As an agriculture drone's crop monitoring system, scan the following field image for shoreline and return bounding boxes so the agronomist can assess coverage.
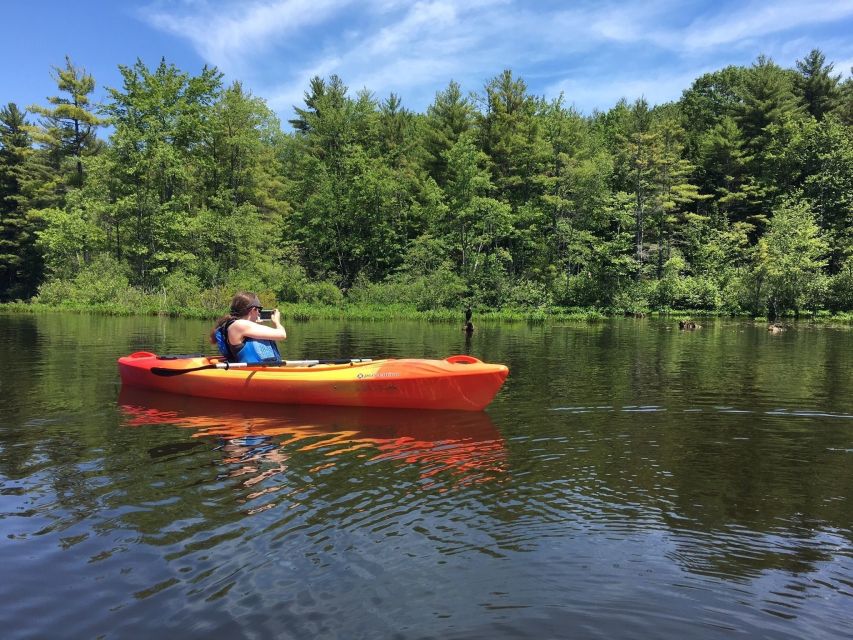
[2,301,851,325]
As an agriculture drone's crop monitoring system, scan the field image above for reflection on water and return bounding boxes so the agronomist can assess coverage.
[119,388,507,494]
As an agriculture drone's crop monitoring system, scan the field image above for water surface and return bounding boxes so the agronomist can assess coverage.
[0,313,851,639]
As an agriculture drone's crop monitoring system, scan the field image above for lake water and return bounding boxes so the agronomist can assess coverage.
[0,312,851,639]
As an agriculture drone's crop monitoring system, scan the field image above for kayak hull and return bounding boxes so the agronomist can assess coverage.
[118,352,509,411]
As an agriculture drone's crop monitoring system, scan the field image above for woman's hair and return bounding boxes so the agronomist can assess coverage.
[209,291,261,344]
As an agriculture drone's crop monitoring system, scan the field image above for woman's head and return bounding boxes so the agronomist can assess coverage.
[210,291,263,345]
[229,291,263,318]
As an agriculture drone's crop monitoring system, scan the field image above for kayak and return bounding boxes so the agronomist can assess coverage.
[118,352,509,411]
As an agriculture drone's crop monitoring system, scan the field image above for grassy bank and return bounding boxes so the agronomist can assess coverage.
[3,298,852,325]
[0,299,607,323]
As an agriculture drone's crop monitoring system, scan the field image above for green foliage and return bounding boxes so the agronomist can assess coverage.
[34,204,106,279]
[423,81,476,186]
[794,49,842,120]
[102,59,224,287]
[348,261,466,311]
[649,272,722,311]
[752,198,828,316]
[34,254,141,307]
[827,258,853,311]
[789,115,853,272]
[0,103,44,299]
[27,56,105,187]
[478,70,547,207]
[299,279,345,306]
[610,283,651,316]
[159,270,204,314]
[5,54,853,317]
[502,278,553,310]
[734,56,805,219]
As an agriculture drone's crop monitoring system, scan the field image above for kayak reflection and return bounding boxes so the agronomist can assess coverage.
[118,387,507,486]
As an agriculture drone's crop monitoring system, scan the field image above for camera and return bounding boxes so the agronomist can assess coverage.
[259,309,273,320]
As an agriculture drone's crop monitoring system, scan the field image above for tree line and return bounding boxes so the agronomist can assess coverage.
[1,50,852,317]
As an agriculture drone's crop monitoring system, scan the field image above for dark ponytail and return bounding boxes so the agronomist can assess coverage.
[209,291,260,344]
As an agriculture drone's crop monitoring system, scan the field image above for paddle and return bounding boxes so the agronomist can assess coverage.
[151,358,373,377]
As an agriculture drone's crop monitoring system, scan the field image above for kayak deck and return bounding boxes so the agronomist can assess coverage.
[118,352,509,411]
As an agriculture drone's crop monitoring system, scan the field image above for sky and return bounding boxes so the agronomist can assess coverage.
[4,0,853,128]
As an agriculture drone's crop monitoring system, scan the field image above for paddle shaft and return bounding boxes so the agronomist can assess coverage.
[151,358,373,377]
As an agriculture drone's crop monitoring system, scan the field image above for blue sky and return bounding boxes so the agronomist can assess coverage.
[4,0,853,127]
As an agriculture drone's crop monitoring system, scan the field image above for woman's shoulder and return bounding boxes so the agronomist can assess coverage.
[228,318,254,331]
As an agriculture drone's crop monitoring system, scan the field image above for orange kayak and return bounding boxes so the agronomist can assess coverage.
[118,352,509,411]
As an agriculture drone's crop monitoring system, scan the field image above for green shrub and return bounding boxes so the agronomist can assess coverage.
[554,273,598,308]
[159,270,204,315]
[610,282,650,315]
[33,278,76,306]
[34,255,141,309]
[829,260,853,312]
[347,264,465,311]
[503,279,552,310]
[411,266,467,311]
[301,280,345,306]
[649,275,722,310]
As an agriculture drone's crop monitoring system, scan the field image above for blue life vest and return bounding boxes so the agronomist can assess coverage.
[215,320,282,364]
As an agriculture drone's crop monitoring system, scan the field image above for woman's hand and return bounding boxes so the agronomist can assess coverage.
[235,308,286,341]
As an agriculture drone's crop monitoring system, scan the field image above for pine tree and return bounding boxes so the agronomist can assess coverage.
[680,66,749,160]
[836,69,853,126]
[27,56,105,187]
[647,114,704,278]
[618,98,655,264]
[538,96,612,278]
[697,115,761,225]
[796,117,853,272]
[735,56,804,223]
[289,75,327,133]
[737,57,802,158]
[442,132,510,282]
[478,70,547,208]
[794,49,841,121]
[423,81,476,186]
[198,81,288,277]
[0,104,42,298]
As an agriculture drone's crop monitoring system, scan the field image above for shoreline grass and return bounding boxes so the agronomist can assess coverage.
[2,300,851,325]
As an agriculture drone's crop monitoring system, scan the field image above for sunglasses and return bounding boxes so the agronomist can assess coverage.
[250,305,263,311]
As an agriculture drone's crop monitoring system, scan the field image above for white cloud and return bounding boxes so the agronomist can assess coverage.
[139,0,853,119]
[368,1,457,56]
[546,67,712,114]
[834,58,853,75]
[681,0,853,51]
[141,0,355,75]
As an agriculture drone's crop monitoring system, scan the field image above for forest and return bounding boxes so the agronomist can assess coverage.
[1,49,852,319]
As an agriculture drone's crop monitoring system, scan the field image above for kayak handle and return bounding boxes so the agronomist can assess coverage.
[445,355,481,364]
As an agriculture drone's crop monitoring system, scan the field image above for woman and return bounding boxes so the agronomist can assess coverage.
[210,292,287,363]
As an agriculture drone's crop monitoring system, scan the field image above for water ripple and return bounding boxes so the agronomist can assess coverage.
[550,404,853,420]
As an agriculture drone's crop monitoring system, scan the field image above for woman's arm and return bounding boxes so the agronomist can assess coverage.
[229,309,286,343]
